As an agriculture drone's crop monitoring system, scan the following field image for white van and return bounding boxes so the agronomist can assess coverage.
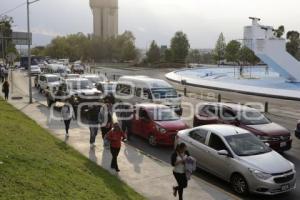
[116,76,182,115]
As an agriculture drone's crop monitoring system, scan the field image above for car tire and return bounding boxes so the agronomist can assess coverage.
[148,134,157,146]
[231,173,249,195]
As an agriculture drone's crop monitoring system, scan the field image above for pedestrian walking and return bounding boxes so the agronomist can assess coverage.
[61,103,74,137]
[119,104,133,140]
[171,143,190,200]
[2,80,9,100]
[107,123,126,172]
[100,97,113,140]
[87,105,101,148]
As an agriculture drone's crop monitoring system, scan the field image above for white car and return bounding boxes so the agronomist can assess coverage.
[36,74,61,93]
[29,65,41,75]
[176,124,296,195]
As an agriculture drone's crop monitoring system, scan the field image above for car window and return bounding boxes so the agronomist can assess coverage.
[221,107,236,121]
[139,109,149,120]
[203,105,218,117]
[116,84,131,95]
[143,88,152,99]
[135,88,142,97]
[189,129,208,144]
[208,133,227,151]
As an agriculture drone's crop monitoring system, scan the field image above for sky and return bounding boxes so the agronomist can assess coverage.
[1,0,300,48]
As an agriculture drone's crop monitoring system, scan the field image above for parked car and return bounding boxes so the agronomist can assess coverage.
[46,78,102,115]
[116,76,182,115]
[35,74,60,93]
[130,103,188,146]
[295,120,300,139]
[176,124,296,195]
[193,103,292,152]
[81,74,107,86]
[96,81,117,96]
[29,65,41,76]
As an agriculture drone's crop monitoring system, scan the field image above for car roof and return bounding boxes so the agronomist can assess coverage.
[202,102,257,112]
[81,74,99,77]
[119,76,172,88]
[65,78,89,82]
[136,103,170,109]
[42,74,59,77]
[196,124,250,137]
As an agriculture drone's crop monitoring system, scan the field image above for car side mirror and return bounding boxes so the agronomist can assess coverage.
[217,150,230,157]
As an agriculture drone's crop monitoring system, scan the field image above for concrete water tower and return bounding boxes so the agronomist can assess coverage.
[90,0,118,39]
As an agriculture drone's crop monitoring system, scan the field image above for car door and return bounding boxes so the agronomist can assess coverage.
[139,108,152,138]
[206,133,233,180]
[219,106,237,125]
[185,129,211,170]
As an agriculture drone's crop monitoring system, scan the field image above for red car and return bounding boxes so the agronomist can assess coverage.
[130,103,188,146]
[193,103,292,152]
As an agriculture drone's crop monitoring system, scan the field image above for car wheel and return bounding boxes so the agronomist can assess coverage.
[148,134,157,146]
[231,173,248,195]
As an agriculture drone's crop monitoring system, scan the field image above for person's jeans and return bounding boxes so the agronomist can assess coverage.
[110,147,120,170]
[4,91,9,100]
[89,127,98,144]
[64,120,71,134]
[173,171,188,200]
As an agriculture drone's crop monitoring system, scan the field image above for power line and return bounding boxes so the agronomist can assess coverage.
[0,2,27,17]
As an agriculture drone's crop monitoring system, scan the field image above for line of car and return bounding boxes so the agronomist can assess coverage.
[32,72,297,196]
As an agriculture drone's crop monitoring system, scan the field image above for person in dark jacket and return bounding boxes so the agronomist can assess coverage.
[171,143,190,200]
[107,123,126,172]
[2,80,9,100]
[87,105,100,148]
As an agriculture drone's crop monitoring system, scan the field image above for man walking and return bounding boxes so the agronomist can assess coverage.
[87,105,100,148]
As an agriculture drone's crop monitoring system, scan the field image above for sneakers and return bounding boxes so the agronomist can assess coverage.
[90,143,96,148]
[65,133,69,137]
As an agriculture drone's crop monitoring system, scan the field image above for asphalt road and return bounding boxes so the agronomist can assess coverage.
[13,67,300,200]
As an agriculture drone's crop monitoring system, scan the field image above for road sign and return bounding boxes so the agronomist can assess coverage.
[12,32,32,45]
[6,52,17,62]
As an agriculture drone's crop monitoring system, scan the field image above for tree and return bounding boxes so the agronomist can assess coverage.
[170,31,190,63]
[187,49,201,64]
[146,40,160,64]
[213,33,226,64]
[274,25,285,38]
[286,31,300,59]
[164,48,172,63]
[0,16,18,63]
[225,40,241,65]
[239,46,260,66]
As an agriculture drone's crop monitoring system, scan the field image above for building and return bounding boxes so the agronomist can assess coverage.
[90,0,118,39]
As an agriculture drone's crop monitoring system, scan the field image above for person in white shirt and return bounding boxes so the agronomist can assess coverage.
[61,103,74,137]
[171,143,190,200]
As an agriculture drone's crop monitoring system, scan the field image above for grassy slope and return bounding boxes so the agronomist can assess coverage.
[0,99,145,200]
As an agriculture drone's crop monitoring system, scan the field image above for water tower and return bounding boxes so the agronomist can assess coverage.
[90,0,118,38]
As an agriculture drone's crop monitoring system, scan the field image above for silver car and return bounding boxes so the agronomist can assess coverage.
[176,124,296,195]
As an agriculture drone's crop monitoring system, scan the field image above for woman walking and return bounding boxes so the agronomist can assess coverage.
[107,123,126,172]
[171,143,190,200]
[61,103,74,137]
[2,80,9,100]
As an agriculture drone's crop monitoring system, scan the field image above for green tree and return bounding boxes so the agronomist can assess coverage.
[146,40,160,64]
[286,31,300,59]
[274,25,285,38]
[0,16,18,62]
[164,48,172,63]
[170,31,190,63]
[213,33,226,64]
[187,49,201,64]
[225,40,241,65]
[239,46,260,66]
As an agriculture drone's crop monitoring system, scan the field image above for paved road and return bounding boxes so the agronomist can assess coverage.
[13,68,300,200]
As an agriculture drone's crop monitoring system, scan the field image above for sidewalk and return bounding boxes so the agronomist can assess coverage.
[1,81,238,200]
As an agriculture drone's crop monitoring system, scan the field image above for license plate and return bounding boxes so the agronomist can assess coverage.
[280,142,287,147]
[281,184,290,191]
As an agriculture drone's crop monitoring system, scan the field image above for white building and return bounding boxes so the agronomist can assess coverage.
[90,0,118,39]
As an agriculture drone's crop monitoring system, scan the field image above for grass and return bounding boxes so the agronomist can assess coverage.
[0,99,145,200]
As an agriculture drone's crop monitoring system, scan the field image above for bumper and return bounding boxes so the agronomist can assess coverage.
[248,172,296,195]
[269,139,292,152]
[156,133,177,146]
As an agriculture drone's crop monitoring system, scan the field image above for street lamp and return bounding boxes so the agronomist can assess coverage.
[27,0,40,104]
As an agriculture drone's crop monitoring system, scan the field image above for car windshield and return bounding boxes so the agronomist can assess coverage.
[239,110,270,125]
[147,108,179,121]
[48,77,60,82]
[151,88,178,99]
[68,80,93,90]
[225,133,272,156]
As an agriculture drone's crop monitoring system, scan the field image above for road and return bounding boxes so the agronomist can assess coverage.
[12,67,300,200]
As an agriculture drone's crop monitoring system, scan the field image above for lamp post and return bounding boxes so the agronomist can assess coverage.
[27,0,39,103]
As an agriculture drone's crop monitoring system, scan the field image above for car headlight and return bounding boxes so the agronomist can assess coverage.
[249,168,272,180]
[156,125,167,134]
